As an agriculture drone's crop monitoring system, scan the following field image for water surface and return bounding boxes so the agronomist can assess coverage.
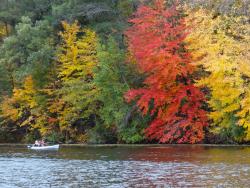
[0,145,250,187]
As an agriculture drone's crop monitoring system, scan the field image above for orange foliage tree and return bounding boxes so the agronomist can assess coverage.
[125,0,208,143]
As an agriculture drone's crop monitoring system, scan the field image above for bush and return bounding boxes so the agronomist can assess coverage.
[87,123,117,144]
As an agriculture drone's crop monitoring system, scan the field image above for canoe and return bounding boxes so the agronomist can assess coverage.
[27,144,59,150]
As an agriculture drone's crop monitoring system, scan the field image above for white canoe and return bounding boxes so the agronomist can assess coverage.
[28,144,59,150]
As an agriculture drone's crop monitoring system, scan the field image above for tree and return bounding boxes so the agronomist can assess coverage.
[125,0,208,143]
[0,76,42,132]
[94,37,147,143]
[0,16,54,90]
[0,0,53,28]
[186,8,250,142]
[51,0,115,25]
[47,21,98,142]
[0,22,9,40]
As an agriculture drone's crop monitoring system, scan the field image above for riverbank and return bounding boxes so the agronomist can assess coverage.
[0,143,250,147]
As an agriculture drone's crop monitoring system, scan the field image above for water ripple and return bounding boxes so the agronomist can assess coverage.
[0,146,250,187]
[0,157,249,188]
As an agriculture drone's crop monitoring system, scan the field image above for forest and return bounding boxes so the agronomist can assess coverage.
[0,0,249,144]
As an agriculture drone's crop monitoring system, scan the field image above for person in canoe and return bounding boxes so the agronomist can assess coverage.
[34,139,46,147]
[34,140,40,146]
[40,139,46,146]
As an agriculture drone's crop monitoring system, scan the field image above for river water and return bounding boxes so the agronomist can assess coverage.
[0,145,250,187]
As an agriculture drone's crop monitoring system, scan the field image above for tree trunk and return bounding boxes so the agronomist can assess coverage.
[4,22,9,36]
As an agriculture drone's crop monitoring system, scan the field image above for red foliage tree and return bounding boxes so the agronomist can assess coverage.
[125,0,208,143]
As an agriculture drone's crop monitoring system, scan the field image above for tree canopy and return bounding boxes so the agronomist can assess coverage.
[0,0,249,144]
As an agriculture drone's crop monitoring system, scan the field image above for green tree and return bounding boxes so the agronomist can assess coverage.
[0,0,53,29]
[94,37,147,143]
[0,16,54,90]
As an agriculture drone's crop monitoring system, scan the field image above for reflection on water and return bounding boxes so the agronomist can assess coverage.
[0,145,250,187]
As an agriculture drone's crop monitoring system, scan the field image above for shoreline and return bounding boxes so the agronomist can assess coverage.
[0,143,250,147]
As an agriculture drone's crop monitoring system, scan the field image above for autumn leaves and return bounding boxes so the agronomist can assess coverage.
[186,8,250,142]
[125,0,208,143]
[125,0,250,143]
[1,0,249,144]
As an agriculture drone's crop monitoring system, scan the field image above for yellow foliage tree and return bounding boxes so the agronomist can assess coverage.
[0,96,19,122]
[14,76,37,109]
[48,21,98,141]
[0,21,11,40]
[0,23,7,39]
[186,8,250,141]
[0,76,41,128]
[58,21,97,80]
